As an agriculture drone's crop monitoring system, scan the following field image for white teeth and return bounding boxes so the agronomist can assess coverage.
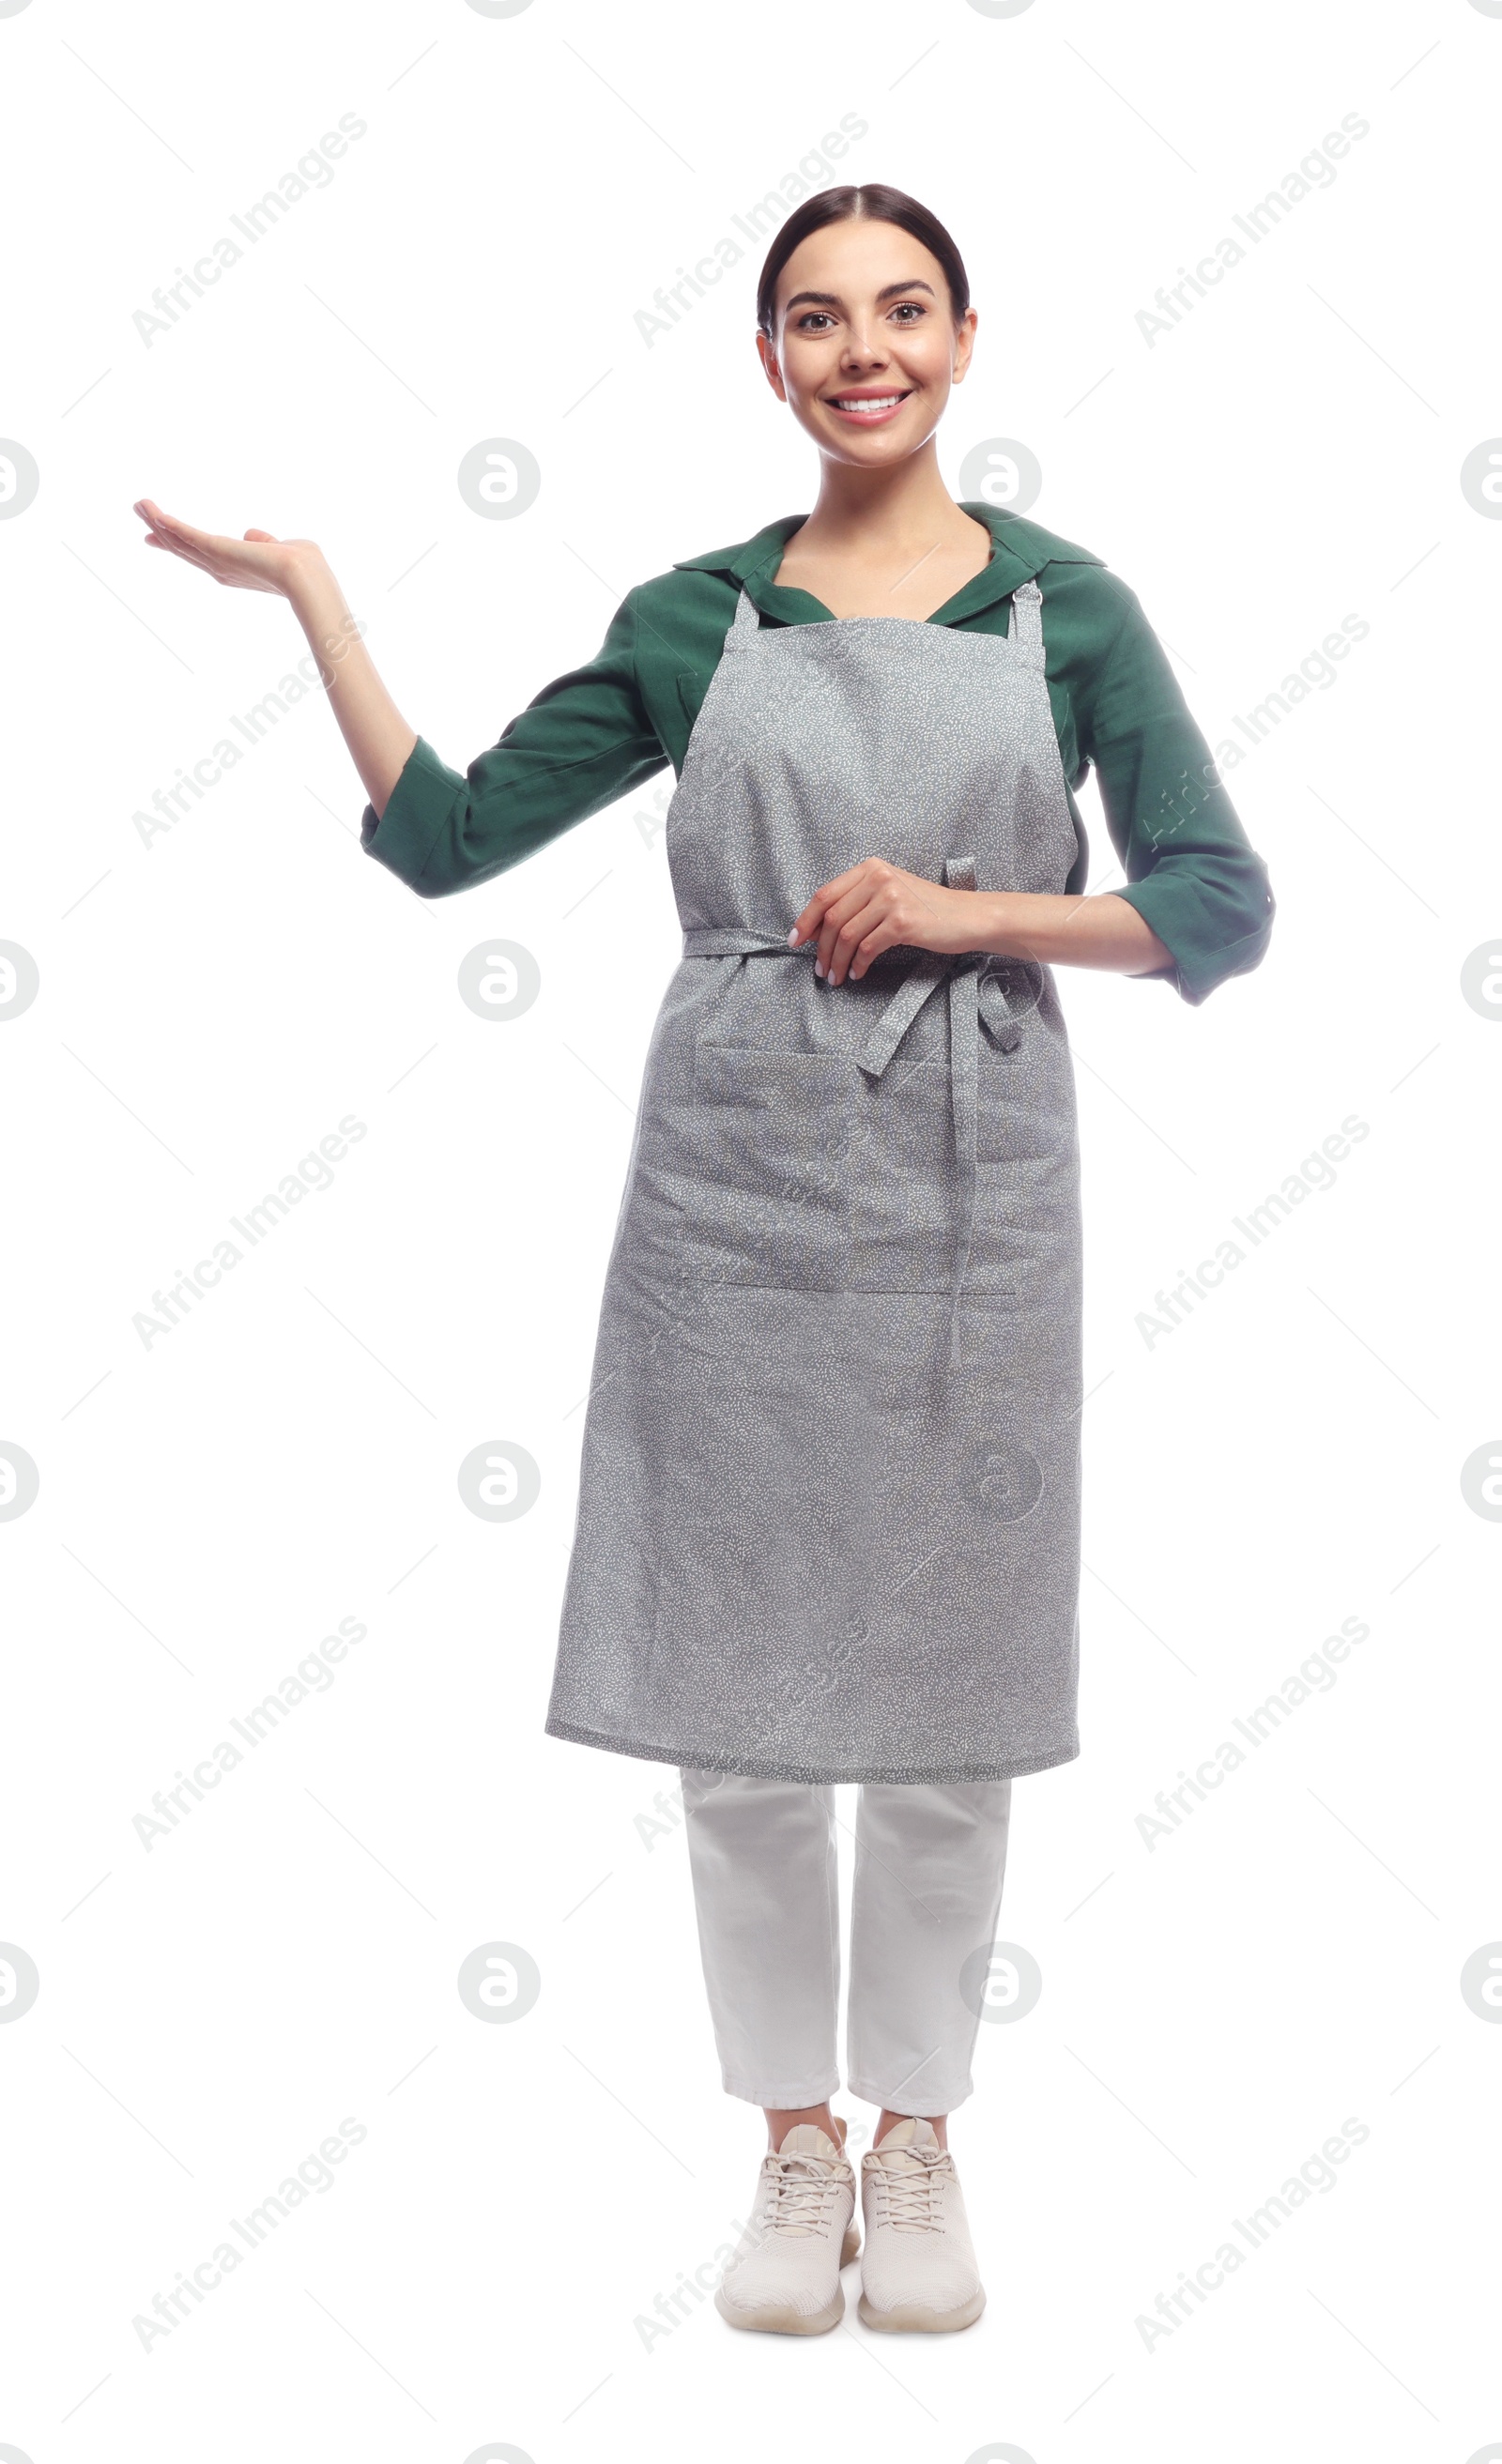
[834,394,905,411]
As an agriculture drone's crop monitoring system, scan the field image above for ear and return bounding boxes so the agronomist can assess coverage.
[952,307,979,386]
[755,329,789,404]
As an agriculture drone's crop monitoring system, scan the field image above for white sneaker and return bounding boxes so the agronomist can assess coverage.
[714,2123,859,2335]
[858,2117,986,2333]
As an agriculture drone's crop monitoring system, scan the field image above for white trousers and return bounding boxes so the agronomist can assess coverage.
[680,1768,1013,2118]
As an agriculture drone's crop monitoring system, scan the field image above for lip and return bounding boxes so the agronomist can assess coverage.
[821,388,914,426]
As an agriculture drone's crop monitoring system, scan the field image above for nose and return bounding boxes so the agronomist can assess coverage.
[840,318,890,370]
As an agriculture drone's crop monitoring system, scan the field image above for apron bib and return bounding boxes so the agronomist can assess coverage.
[545,579,1084,1784]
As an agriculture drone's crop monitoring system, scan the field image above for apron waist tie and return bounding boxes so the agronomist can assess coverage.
[682,856,1036,1369]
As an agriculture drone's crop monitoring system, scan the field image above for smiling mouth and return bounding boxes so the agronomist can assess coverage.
[825,390,913,419]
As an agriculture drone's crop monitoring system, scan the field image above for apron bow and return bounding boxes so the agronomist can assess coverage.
[853,856,1039,1369]
[682,854,1040,1371]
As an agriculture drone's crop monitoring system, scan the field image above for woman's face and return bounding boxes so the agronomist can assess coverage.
[758,216,977,468]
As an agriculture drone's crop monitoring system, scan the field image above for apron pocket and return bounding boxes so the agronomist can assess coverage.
[689,1043,857,1291]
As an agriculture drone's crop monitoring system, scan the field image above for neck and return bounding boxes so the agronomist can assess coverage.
[798,441,974,551]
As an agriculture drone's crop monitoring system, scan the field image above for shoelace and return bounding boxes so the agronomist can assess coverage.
[868,2144,953,2231]
[759,2150,848,2237]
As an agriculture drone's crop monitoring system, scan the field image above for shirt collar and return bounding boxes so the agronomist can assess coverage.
[672,503,1104,626]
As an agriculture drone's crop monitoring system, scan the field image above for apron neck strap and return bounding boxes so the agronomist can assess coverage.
[1008,578,1045,669]
[725,585,761,648]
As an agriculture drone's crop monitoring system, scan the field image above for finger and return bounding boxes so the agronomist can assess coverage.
[141,528,206,567]
[826,899,891,984]
[136,504,187,550]
[141,535,204,566]
[819,899,877,978]
[144,516,216,561]
[135,498,194,540]
[141,504,231,559]
[146,532,219,576]
[243,528,278,543]
[808,886,861,973]
[842,911,905,982]
[817,885,884,980]
[789,863,873,946]
[824,870,931,980]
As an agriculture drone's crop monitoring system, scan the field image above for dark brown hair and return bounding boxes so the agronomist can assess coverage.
[755,184,972,338]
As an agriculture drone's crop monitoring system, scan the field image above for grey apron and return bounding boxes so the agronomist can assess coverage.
[545,578,1083,1784]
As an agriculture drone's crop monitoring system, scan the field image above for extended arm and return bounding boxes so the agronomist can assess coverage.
[130,499,666,890]
[285,554,418,819]
[133,502,418,815]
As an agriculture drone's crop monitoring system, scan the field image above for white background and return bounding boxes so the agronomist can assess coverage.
[1,0,1497,2457]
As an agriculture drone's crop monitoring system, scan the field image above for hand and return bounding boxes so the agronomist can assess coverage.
[789,858,991,986]
[132,497,325,600]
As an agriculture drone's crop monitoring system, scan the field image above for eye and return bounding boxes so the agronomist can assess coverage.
[795,311,837,332]
[888,300,927,323]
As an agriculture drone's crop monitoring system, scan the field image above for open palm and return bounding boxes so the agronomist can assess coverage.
[132,497,315,597]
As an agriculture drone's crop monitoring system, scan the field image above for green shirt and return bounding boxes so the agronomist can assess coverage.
[361,502,1274,1004]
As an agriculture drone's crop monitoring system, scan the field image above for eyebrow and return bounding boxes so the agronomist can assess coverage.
[782,279,938,314]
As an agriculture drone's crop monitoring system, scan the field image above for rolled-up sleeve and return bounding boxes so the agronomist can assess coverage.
[1080,586,1275,1003]
[360,589,668,896]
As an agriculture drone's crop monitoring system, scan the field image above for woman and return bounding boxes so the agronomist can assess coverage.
[134,183,1273,2341]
